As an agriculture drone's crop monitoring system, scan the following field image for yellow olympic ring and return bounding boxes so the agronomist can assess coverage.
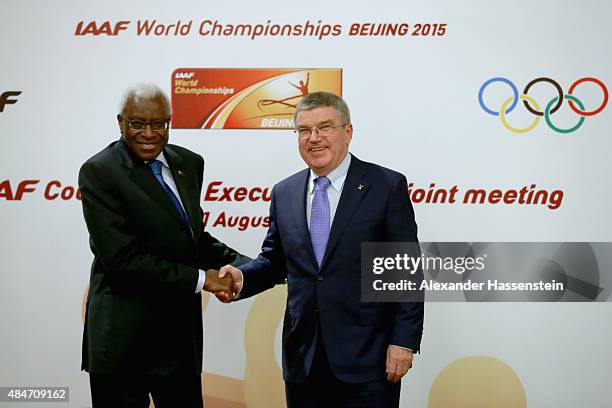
[499,94,541,134]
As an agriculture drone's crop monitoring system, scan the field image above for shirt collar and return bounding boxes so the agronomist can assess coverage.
[308,153,352,194]
[145,151,169,169]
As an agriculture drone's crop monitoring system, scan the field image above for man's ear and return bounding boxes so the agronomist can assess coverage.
[345,123,353,145]
[117,114,124,135]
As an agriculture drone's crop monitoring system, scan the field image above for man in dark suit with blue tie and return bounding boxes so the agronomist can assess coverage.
[79,83,246,408]
[219,92,424,407]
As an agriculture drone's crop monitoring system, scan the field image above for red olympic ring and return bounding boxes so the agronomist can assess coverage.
[567,77,608,116]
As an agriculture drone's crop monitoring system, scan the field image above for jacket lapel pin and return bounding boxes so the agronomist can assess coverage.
[358,184,365,190]
[177,169,184,176]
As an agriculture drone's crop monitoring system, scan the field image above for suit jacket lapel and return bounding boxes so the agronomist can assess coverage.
[118,141,189,228]
[164,148,199,238]
[292,169,319,272]
[319,156,369,271]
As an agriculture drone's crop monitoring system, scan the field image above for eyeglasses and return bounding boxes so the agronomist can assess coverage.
[294,124,348,139]
[123,117,170,133]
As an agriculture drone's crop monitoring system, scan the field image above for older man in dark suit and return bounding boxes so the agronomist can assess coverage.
[79,83,246,408]
[219,92,424,407]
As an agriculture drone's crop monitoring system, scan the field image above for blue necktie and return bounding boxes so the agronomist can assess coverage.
[147,160,191,230]
[310,176,331,267]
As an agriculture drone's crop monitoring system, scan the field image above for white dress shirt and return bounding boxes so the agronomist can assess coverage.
[151,152,206,294]
[306,153,352,229]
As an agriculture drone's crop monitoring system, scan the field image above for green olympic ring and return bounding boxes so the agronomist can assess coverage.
[544,95,585,134]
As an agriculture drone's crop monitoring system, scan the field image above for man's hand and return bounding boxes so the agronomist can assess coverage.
[204,269,235,301]
[386,345,413,383]
[214,265,243,303]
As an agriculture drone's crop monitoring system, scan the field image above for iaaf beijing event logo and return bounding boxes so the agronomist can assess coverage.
[171,68,342,129]
[478,77,608,133]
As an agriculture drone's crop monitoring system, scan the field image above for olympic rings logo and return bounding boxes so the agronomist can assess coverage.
[478,77,608,133]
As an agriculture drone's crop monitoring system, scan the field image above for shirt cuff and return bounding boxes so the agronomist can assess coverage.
[195,269,206,293]
[235,267,245,298]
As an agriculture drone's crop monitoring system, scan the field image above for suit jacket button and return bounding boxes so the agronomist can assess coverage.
[317,275,324,281]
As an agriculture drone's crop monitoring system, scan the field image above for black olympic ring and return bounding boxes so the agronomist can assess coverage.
[522,77,564,117]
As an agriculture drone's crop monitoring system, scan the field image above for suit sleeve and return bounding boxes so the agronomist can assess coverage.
[386,174,424,352]
[79,161,198,295]
[236,185,288,300]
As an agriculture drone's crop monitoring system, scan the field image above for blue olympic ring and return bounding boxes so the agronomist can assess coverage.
[478,77,519,116]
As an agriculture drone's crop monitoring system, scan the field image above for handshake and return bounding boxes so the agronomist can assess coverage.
[203,265,243,303]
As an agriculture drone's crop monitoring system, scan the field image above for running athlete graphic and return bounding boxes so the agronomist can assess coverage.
[258,73,310,109]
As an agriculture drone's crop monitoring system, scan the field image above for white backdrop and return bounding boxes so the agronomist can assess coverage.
[2,0,611,406]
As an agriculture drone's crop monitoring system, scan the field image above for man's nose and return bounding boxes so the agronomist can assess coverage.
[141,124,155,138]
[309,128,323,141]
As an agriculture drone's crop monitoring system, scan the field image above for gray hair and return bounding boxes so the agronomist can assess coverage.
[117,83,171,116]
[294,91,351,125]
